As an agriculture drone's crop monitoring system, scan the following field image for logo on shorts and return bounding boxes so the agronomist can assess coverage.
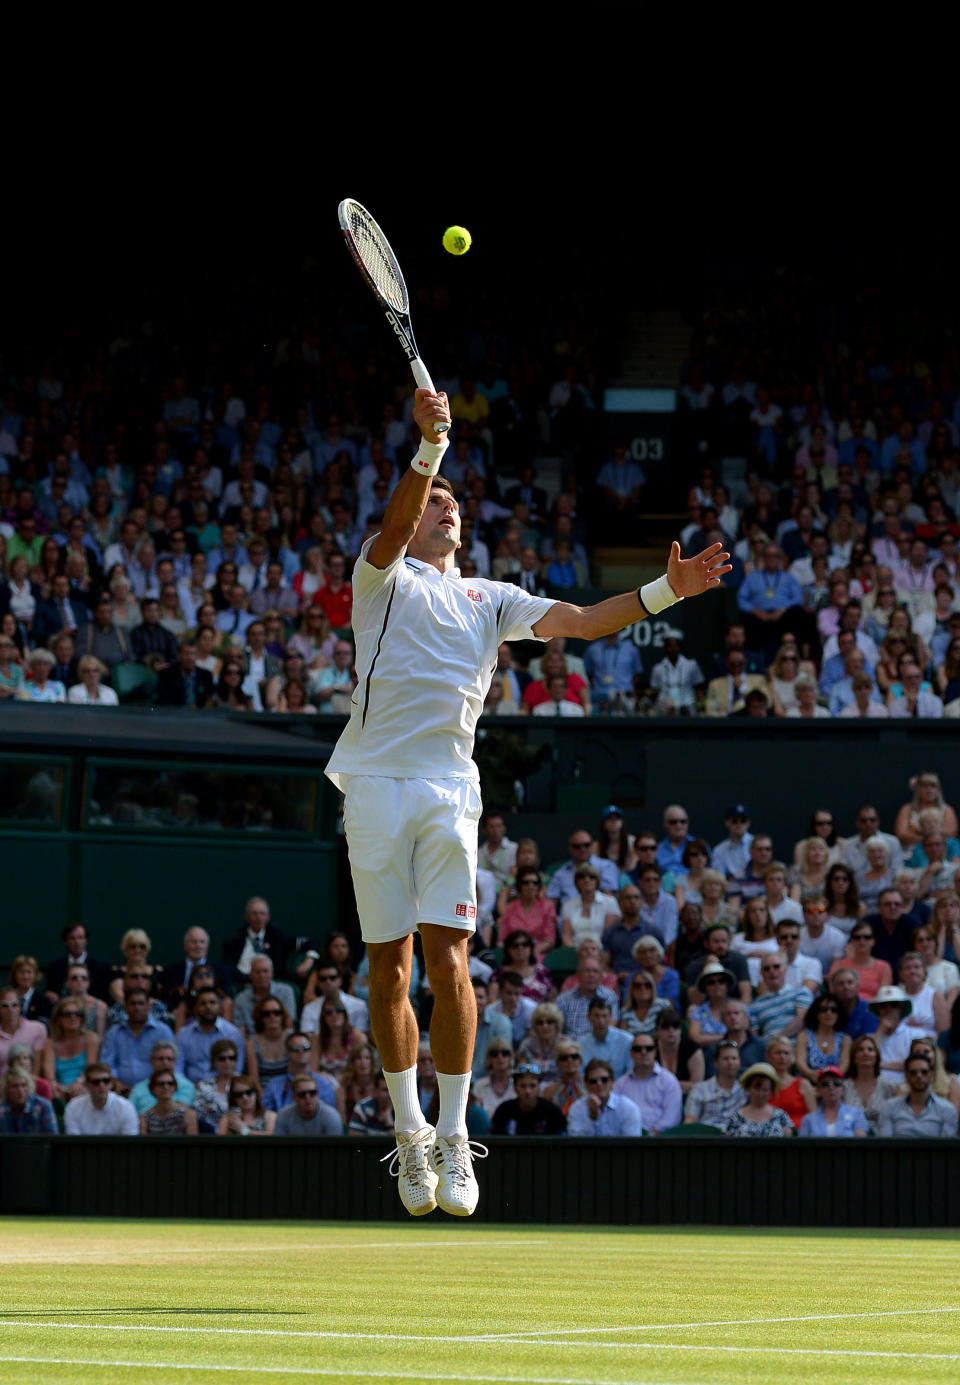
[456,903,477,919]
[466,588,482,603]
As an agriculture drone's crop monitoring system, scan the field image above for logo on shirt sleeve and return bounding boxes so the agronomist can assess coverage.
[466,589,482,603]
[455,903,477,919]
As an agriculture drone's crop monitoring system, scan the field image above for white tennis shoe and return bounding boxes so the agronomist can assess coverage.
[382,1126,438,1216]
[430,1135,488,1217]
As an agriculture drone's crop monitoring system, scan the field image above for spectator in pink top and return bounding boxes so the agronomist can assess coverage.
[498,870,558,959]
[0,988,47,1076]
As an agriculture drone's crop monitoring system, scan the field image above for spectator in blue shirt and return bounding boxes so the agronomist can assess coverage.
[583,633,643,711]
[596,445,646,516]
[566,1058,643,1135]
[711,805,754,879]
[737,544,805,655]
[263,1034,339,1114]
[636,864,680,949]
[579,998,633,1078]
[799,1066,869,1137]
[829,968,879,1040]
[657,805,694,877]
[547,831,620,907]
[544,539,581,590]
[99,990,176,1094]
[878,421,926,474]
[831,667,887,719]
[175,988,246,1083]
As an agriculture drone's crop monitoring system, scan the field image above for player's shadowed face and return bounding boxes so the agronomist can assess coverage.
[412,489,462,555]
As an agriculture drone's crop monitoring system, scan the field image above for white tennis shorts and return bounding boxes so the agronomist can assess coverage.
[341,775,481,944]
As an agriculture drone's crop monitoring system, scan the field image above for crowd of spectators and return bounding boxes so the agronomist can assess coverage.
[0,249,616,715]
[649,269,960,718]
[3,262,960,726]
[3,780,959,1139]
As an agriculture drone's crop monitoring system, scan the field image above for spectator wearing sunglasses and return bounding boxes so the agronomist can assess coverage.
[490,1065,567,1135]
[795,994,851,1082]
[541,1043,586,1116]
[567,1059,643,1136]
[128,1040,196,1115]
[613,1033,682,1133]
[651,1010,704,1093]
[0,987,47,1077]
[798,1066,869,1136]
[217,1077,275,1135]
[656,805,696,878]
[140,1069,199,1135]
[261,1031,338,1113]
[63,1063,138,1134]
[273,1073,343,1135]
[546,830,620,908]
[772,919,822,994]
[710,805,754,880]
[798,895,848,969]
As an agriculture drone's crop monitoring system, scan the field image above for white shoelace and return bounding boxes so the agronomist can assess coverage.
[381,1130,434,1184]
[434,1138,488,1186]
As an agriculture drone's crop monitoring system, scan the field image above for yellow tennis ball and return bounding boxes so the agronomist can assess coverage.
[443,225,472,256]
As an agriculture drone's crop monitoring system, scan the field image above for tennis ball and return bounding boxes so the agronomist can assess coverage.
[443,225,472,256]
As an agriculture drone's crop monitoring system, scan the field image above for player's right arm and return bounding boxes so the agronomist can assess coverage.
[365,389,450,570]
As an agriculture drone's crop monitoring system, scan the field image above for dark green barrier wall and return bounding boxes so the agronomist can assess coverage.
[76,838,337,964]
[1,1137,955,1228]
[0,706,340,966]
[303,713,958,857]
[2,706,957,965]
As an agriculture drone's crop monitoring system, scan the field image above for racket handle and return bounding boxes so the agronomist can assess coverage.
[410,358,450,434]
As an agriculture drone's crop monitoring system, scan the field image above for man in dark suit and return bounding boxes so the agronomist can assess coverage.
[32,574,91,648]
[130,598,179,667]
[504,466,549,520]
[493,643,531,708]
[44,923,112,1002]
[51,632,80,689]
[222,896,294,985]
[163,925,235,1007]
[156,639,214,707]
[513,546,549,596]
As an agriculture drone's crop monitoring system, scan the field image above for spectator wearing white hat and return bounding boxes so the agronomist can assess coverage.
[868,987,914,1075]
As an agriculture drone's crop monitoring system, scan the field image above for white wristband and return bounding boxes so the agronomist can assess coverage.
[639,573,682,615]
[412,437,448,477]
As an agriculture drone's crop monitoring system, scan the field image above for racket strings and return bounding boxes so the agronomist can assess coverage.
[345,204,407,313]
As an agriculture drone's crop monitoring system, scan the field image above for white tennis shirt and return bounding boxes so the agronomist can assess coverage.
[325,538,555,788]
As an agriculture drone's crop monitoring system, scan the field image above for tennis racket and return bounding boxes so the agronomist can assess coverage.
[338,197,449,435]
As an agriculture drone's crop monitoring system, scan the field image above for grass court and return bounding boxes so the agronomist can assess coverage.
[1,1218,957,1384]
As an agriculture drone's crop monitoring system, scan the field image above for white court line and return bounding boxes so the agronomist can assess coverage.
[469,1305,960,1340]
[531,1342,960,1361]
[0,1360,695,1385]
[1,1306,957,1346]
[0,1323,474,1344]
[3,1238,547,1263]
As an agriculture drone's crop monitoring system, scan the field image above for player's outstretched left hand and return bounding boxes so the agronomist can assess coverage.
[666,541,732,599]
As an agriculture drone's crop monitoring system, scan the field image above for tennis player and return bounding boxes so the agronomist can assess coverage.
[326,389,730,1216]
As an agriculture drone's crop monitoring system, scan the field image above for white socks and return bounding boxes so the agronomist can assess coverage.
[435,1071,471,1139]
[384,1064,470,1138]
[383,1065,424,1135]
